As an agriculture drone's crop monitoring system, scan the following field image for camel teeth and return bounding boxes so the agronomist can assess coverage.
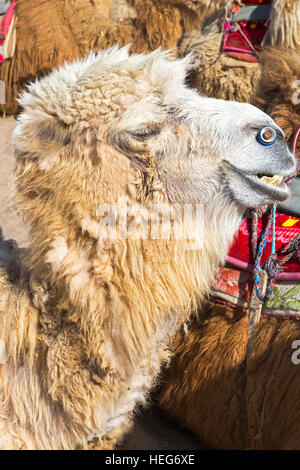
[260,175,283,186]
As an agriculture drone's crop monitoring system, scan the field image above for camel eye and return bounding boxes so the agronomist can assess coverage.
[257,127,277,146]
[128,127,160,140]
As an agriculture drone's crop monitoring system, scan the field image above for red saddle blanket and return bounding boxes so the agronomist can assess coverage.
[211,212,300,319]
[226,213,300,280]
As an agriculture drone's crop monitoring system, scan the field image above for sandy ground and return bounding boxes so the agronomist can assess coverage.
[0,116,200,450]
[0,116,29,246]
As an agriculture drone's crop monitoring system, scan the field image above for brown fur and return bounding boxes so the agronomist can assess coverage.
[178,12,260,103]
[179,0,300,104]
[0,0,136,115]
[157,301,300,449]
[0,0,211,115]
[265,0,300,49]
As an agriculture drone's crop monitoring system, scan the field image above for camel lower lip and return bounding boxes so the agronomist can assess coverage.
[226,163,290,201]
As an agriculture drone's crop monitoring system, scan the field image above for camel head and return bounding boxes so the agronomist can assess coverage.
[14,45,295,207]
[13,46,295,278]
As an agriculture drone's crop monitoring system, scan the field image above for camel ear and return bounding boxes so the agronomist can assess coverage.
[146,50,193,78]
[143,51,194,104]
[14,115,71,169]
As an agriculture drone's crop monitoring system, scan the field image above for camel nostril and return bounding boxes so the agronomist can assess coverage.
[257,127,277,146]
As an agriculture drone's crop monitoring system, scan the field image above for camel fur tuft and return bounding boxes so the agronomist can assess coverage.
[265,0,300,49]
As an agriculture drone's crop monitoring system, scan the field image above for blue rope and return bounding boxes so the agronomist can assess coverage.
[272,203,276,255]
[253,205,277,303]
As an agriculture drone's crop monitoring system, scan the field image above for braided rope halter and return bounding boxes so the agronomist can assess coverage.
[245,125,300,368]
[252,125,300,303]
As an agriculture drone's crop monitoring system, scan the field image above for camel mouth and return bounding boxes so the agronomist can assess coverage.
[244,173,288,199]
[225,163,291,202]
